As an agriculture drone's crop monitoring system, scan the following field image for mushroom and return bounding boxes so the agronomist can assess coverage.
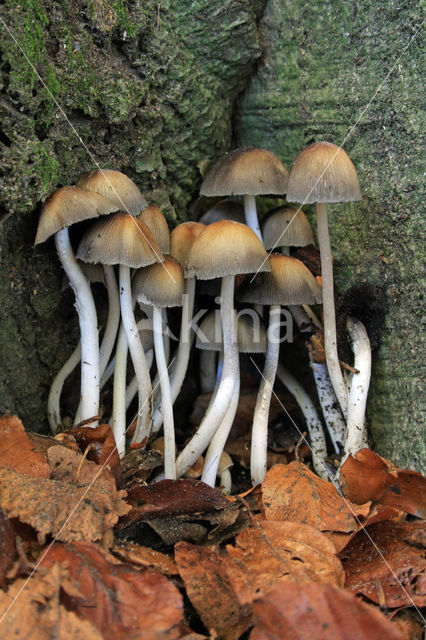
[175,220,270,477]
[198,199,245,225]
[286,142,361,417]
[77,168,148,214]
[238,254,323,485]
[35,186,118,428]
[200,148,288,242]
[138,204,170,254]
[133,256,184,479]
[262,206,315,255]
[77,212,164,449]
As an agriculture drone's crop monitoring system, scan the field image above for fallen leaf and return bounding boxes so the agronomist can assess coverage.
[47,445,116,492]
[0,508,17,588]
[0,418,50,478]
[0,465,130,546]
[113,541,178,575]
[340,521,426,608]
[175,541,251,640]
[225,520,344,605]
[340,449,426,518]
[40,541,184,640]
[250,581,404,640]
[262,462,370,532]
[0,563,102,639]
[70,424,123,487]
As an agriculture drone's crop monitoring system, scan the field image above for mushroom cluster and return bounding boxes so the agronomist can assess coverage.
[36,145,371,490]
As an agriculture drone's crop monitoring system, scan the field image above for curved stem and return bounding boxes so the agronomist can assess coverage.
[175,275,239,477]
[251,305,281,486]
[316,203,348,417]
[119,265,152,446]
[55,228,99,428]
[153,306,176,479]
[344,318,371,456]
[47,341,81,433]
[125,349,154,409]
[99,265,120,377]
[112,323,128,457]
[243,195,263,242]
[310,358,346,452]
[276,364,328,479]
[201,374,240,487]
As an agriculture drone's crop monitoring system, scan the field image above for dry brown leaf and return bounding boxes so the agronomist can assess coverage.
[0,414,26,432]
[262,462,370,533]
[40,541,184,640]
[0,508,17,588]
[250,581,404,640]
[0,465,130,546]
[0,563,102,639]
[340,521,426,609]
[70,424,123,487]
[0,417,51,478]
[340,449,426,518]
[47,444,117,492]
[175,541,251,640]
[113,541,179,576]
[225,520,344,606]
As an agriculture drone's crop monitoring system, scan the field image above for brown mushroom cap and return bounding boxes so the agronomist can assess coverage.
[198,199,245,225]
[185,220,271,280]
[138,204,170,253]
[77,169,148,214]
[286,142,361,204]
[237,254,322,306]
[200,148,289,197]
[34,186,119,245]
[76,211,163,268]
[133,256,184,308]
[169,221,206,269]
[262,206,315,250]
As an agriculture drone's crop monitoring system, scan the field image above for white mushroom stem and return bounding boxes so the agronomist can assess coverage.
[201,373,240,487]
[55,228,99,428]
[344,318,371,456]
[112,323,128,457]
[125,349,154,409]
[243,195,263,242]
[276,363,328,479]
[153,306,176,479]
[316,202,348,418]
[47,341,81,434]
[119,265,152,446]
[251,305,281,486]
[152,277,196,433]
[175,275,239,477]
[310,359,346,453]
[219,468,232,494]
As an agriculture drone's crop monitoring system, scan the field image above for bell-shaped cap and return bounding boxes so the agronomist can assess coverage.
[138,204,170,253]
[77,212,163,268]
[34,186,119,245]
[185,220,271,280]
[262,206,315,250]
[133,256,184,308]
[170,221,205,269]
[77,169,147,214]
[198,199,245,225]
[200,148,288,197]
[237,254,322,306]
[286,142,361,204]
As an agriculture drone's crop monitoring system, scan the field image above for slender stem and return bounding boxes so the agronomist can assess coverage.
[112,323,128,457]
[175,275,239,477]
[100,356,115,388]
[243,195,263,242]
[344,318,371,457]
[251,305,281,486]
[47,341,81,433]
[201,374,240,487]
[55,228,99,428]
[276,364,328,479]
[153,306,176,479]
[119,265,152,446]
[125,349,153,409]
[316,203,348,417]
[310,359,345,452]
[99,265,120,377]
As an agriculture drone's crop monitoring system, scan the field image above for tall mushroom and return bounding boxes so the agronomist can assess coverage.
[175,220,270,477]
[35,186,118,428]
[200,148,288,242]
[286,141,361,417]
[77,168,148,214]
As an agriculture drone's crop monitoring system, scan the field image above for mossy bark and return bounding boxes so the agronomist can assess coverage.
[236,0,425,472]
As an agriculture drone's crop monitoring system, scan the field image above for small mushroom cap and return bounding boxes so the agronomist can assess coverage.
[196,310,266,353]
[77,169,148,214]
[138,204,170,253]
[169,222,205,269]
[286,142,361,204]
[185,220,271,280]
[200,148,288,196]
[35,186,119,245]
[135,320,154,352]
[77,212,163,268]
[198,199,245,225]
[262,206,315,250]
[133,256,184,308]
[237,254,322,306]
